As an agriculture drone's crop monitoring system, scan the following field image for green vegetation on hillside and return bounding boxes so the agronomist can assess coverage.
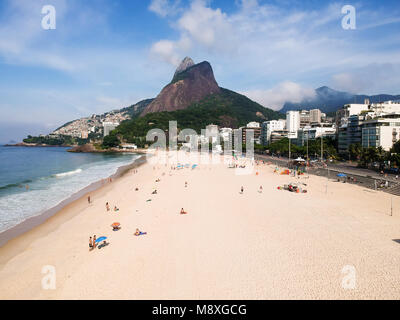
[109,88,283,147]
[23,135,90,146]
[120,99,154,119]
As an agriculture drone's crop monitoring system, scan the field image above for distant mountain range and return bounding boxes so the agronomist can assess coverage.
[280,86,400,114]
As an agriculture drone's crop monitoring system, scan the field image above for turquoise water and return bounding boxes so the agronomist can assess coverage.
[0,146,139,232]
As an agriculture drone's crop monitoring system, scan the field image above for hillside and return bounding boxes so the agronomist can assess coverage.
[113,88,283,146]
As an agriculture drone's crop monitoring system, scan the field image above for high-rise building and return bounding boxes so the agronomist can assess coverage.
[362,116,400,151]
[261,120,286,145]
[286,111,300,138]
[310,109,322,124]
[299,110,311,127]
[242,122,261,145]
[103,122,119,137]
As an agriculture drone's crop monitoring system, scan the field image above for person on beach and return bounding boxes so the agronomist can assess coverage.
[180,208,187,214]
[93,235,97,248]
[114,206,119,212]
[89,237,93,251]
[185,181,188,188]
[259,186,263,193]
[88,196,91,204]
[134,228,147,236]
[106,202,110,211]
[240,186,244,194]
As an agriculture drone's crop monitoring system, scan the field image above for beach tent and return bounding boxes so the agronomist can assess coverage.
[337,173,347,177]
[294,157,306,162]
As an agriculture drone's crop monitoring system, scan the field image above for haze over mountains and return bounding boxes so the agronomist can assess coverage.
[281,86,400,114]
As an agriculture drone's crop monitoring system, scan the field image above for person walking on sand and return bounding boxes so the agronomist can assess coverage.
[240,186,244,194]
[106,202,110,211]
[89,237,93,251]
[88,196,91,204]
[93,235,97,248]
[259,185,263,193]
[185,181,188,188]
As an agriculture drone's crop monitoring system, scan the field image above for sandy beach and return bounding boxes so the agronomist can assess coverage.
[0,151,400,300]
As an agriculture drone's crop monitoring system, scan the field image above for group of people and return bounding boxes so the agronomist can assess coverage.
[89,235,97,251]
[240,185,263,194]
[105,202,119,212]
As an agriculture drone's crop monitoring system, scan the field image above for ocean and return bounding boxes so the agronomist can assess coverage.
[0,146,140,233]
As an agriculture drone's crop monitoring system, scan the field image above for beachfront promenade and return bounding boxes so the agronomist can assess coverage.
[0,151,400,299]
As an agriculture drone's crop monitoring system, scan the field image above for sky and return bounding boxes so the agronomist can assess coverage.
[0,0,399,143]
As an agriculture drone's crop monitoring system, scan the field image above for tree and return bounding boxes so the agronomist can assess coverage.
[391,140,400,154]
[102,134,120,148]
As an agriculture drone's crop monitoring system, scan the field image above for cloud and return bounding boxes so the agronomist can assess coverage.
[149,0,400,92]
[150,40,182,66]
[149,0,181,17]
[331,63,400,94]
[242,82,316,111]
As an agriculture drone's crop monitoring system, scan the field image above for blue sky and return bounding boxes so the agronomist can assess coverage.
[0,0,400,143]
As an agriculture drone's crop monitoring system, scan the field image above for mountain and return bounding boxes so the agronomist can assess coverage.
[280,86,400,114]
[173,56,195,78]
[24,57,283,145]
[141,58,221,116]
[114,88,282,145]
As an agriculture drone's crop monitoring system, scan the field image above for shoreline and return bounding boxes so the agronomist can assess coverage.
[0,154,147,252]
[1,151,399,299]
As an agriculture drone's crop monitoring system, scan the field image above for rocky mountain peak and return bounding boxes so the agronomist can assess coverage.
[141,59,220,116]
[174,57,195,77]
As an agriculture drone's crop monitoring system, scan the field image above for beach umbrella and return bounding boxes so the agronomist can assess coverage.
[337,173,347,177]
[95,236,107,243]
[111,222,120,227]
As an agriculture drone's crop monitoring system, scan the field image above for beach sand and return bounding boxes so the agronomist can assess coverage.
[0,151,400,299]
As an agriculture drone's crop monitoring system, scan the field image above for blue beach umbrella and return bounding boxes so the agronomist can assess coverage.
[95,236,107,243]
[337,173,347,177]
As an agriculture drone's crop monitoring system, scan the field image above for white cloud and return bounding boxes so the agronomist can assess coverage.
[149,0,400,96]
[331,63,400,94]
[242,82,316,111]
[150,40,182,66]
[149,0,181,17]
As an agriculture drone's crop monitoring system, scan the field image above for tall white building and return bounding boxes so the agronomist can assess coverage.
[261,120,286,145]
[103,122,119,137]
[286,111,300,138]
[362,116,400,151]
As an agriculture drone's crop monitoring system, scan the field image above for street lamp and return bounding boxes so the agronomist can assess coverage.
[320,134,324,163]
